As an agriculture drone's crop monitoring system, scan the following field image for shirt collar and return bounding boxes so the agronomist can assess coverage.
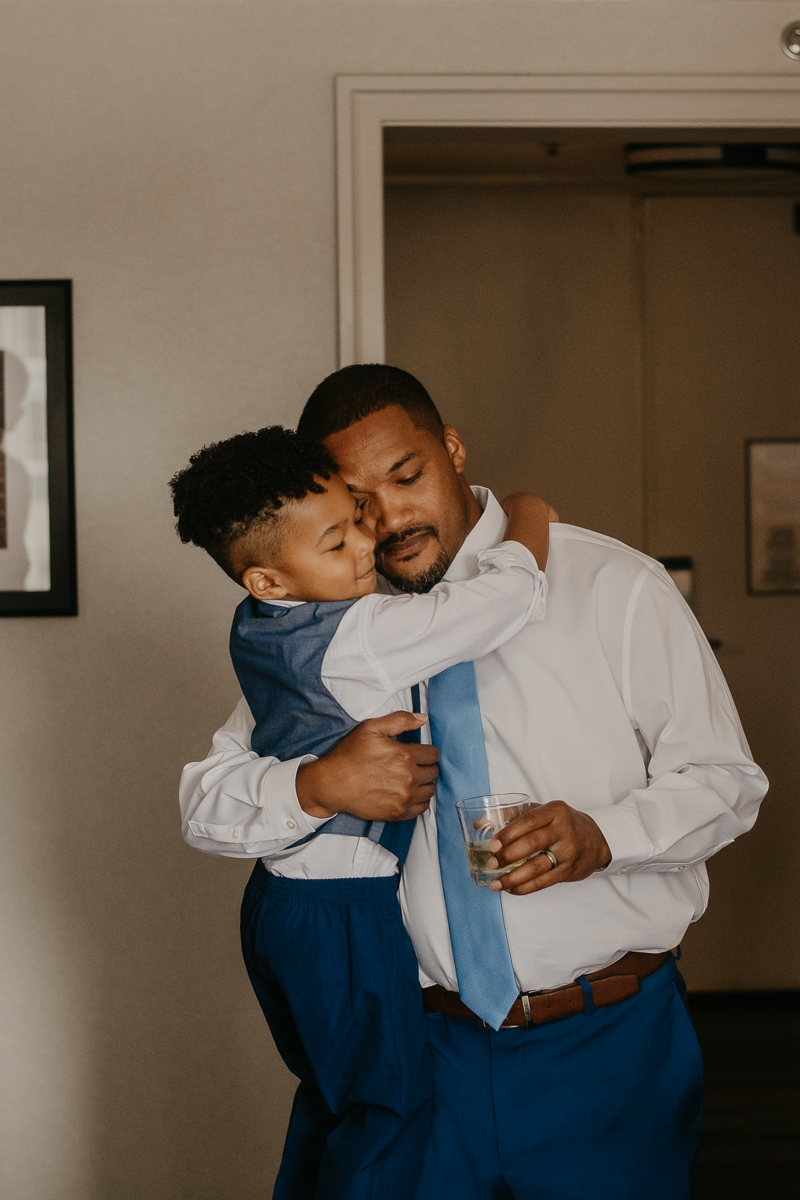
[442,486,508,582]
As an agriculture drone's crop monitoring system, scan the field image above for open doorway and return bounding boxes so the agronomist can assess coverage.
[383,122,800,980]
[382,125,800,1193]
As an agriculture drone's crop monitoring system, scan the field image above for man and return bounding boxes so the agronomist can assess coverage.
[181,364,767,1199]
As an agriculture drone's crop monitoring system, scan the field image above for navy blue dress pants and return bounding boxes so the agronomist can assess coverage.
[241,861,432,1200]
[414,957,703,1200]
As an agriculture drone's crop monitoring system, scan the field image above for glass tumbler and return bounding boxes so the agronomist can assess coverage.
[455,793,537,887]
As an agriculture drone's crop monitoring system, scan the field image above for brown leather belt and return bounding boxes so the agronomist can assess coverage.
[423,950,674,1029]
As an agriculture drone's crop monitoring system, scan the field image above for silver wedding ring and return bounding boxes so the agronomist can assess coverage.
[541,849,558,870]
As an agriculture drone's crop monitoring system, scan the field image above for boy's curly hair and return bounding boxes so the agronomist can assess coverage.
[169,425,338,580]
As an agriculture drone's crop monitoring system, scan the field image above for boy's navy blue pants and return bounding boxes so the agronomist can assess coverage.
[415,956,703,1200]
[240,861,432,1200]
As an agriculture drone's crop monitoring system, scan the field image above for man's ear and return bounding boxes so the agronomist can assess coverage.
[442,424,467,474]
[241,565,290,601]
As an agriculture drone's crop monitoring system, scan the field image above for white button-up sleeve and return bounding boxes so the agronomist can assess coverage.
[590,564,768,873]
[179,697,326,857]
[323,541,547,722]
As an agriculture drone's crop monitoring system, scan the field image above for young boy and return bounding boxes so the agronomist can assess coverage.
[170,426,551,1200]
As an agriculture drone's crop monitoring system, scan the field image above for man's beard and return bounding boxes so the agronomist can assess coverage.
[376,526,451,594]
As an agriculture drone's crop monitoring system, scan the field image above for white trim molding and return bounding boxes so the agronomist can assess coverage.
[335,73,800,365]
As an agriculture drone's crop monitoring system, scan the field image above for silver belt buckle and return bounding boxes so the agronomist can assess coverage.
[488,990,543,1030]
[520,987,548,1028]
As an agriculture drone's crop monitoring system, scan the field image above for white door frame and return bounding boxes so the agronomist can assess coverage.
[336,73,800,365]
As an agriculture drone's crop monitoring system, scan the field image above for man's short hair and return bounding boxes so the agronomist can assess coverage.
[297,364,445,445]
[169,426,337,581]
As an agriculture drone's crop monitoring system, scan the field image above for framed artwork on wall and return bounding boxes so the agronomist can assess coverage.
[0,281,76,615]
[746,438,800,596]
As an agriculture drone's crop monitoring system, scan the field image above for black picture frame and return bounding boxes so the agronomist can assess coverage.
[0,281,76,615]
[745,437,800,597]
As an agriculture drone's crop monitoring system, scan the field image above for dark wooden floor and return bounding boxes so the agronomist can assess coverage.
[690,992,800,1198]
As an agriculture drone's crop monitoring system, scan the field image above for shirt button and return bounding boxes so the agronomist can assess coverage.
[677,864,686,871]
[232,829,241,840]
[614,869,625,876]
[286,818,297,830]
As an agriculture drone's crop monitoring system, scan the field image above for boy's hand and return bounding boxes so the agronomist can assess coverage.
[501,493,559,524]
[296,711,439,822]
[500,493,558,570]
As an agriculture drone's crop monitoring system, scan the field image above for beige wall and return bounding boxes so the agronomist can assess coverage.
[1,3,798,1197]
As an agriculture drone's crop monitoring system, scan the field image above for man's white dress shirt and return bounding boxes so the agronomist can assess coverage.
[180,488,767,993]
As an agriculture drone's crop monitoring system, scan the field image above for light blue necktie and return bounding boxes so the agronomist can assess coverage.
[427,660,519,1030]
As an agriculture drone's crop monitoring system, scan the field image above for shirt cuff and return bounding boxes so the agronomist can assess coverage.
[261,754,329,836]
[588,802,654,875]
[477,542,548,622]
[477,540,540,574]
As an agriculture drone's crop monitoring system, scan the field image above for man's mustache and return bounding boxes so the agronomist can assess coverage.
[375,526,439,556]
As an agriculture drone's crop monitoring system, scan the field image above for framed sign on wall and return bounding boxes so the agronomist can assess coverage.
[0,280,76,615]
[746,438,800,596]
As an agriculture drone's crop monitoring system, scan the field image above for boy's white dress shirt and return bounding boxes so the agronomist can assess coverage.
[238,539,546,880]
[180,488,768,993]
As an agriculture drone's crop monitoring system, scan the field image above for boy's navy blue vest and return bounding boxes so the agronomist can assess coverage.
[230,595,417,864]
